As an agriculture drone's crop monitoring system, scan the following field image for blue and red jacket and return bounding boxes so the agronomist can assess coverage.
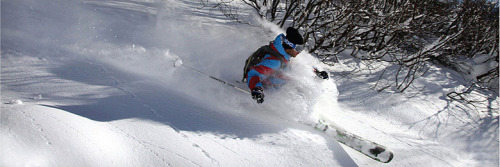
[247,34,291,90]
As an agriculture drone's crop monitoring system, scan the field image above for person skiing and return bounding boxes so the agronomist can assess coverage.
[243,27,329,103]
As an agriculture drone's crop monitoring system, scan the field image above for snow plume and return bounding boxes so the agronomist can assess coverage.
[252,18,341,123]
[263,51,340,124]
[257,18,285,36]
[74,44,180,81]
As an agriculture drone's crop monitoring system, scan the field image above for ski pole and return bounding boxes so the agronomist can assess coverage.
[174,59,251,94]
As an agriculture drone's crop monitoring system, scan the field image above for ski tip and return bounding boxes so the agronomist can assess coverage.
[381,152,394,163]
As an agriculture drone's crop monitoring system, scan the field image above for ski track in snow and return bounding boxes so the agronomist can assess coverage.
[18,109,52,146]
[107,124,175,167]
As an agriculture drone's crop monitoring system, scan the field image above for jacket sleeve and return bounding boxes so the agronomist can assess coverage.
[246,54,282,90]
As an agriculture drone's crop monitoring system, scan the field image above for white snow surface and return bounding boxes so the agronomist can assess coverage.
[1,0,498,166]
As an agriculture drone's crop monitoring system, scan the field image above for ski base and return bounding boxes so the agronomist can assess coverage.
[314,119,394,163]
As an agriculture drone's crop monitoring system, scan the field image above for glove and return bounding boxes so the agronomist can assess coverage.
[314,69,329,79]
[251,87,265,104]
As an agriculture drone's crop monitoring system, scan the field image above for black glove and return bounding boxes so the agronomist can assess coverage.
[314,69,329,79]
[251,87,265,103]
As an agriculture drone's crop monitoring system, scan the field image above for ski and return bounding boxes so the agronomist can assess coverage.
[314,119,394,163]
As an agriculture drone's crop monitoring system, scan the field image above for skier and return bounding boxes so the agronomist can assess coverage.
[242,27,329,103]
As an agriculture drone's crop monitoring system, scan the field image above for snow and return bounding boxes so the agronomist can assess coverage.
[1,0,498,167]
[8,100,23,105]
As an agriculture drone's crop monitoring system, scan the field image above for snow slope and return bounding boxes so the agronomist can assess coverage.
[1,0,498,166]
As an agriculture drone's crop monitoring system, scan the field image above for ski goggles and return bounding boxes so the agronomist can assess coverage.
[295,44,304,52]
[283,38,305,52]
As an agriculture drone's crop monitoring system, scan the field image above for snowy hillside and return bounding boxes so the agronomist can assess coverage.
[1,0,498,167]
